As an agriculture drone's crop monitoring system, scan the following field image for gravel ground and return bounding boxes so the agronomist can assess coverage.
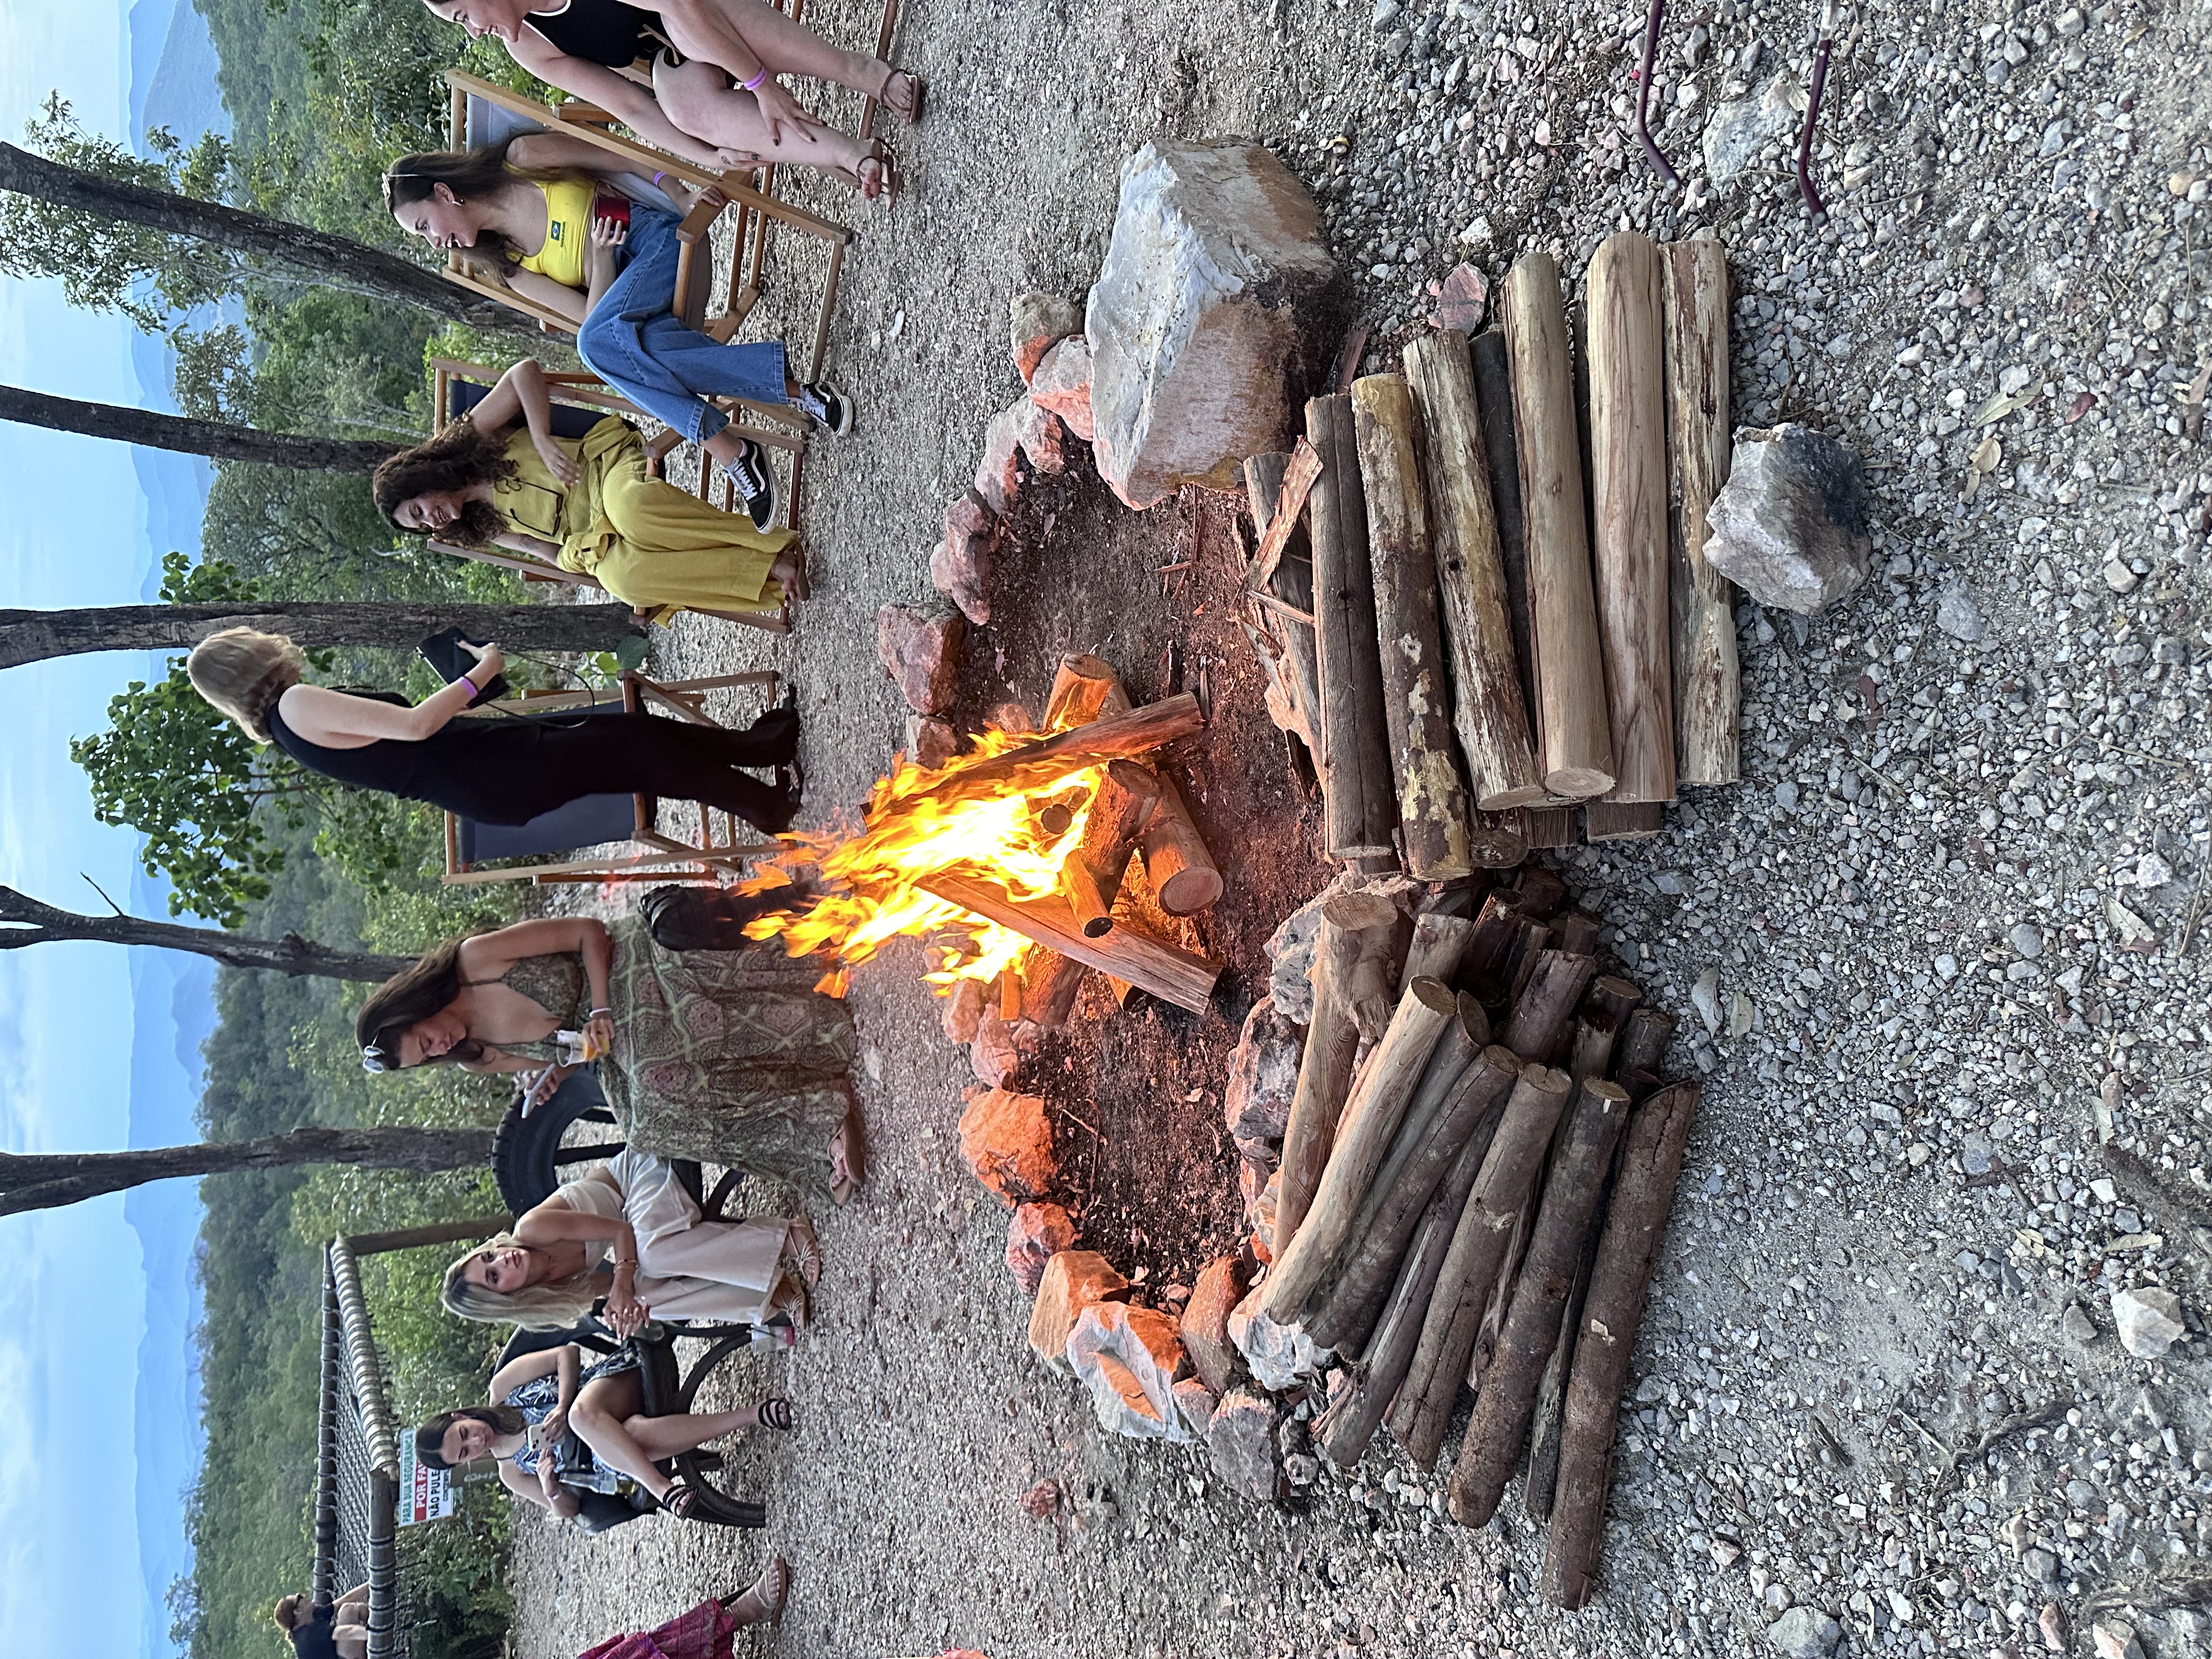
[507,0,2212,1652]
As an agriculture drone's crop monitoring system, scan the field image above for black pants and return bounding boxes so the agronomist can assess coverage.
[453,707,799,830]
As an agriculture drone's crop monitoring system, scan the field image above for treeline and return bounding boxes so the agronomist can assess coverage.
[97,4,589,1655]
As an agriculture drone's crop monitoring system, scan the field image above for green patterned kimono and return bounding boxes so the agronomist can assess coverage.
[495,916,855,1195]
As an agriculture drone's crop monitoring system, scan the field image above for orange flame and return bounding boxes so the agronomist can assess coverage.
[738,728,1099,997]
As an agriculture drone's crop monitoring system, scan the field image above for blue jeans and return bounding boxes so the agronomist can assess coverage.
[575,204,788,445]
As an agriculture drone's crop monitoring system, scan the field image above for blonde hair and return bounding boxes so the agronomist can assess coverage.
[441,1234,600,1330]
[187,628,305,744]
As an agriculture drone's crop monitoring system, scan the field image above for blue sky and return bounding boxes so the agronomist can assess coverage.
[0,3,225,1656]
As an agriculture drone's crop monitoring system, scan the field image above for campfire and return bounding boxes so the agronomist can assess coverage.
[736,658,1225,1016]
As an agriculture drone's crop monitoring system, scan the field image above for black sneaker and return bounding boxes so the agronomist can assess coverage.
[793,380,853,436]
[722,438,780,533]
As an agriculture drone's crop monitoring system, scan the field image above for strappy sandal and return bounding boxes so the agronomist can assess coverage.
[875,67,924,125]
[753,1396,797,1431]
[782,1218,822,1286]
[661,1480,709,1521]
[845,140,902,205]
[721,1556,790,1627]
[768,1274,809,1332]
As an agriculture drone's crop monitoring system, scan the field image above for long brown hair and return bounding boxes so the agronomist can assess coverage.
[372,420,518,547]
[356,938,484,1071]
[381,136,591,277]
[186,628,306,744]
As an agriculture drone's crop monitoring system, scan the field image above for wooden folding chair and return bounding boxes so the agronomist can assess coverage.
[440,670,783,885]
[421,358,793,629]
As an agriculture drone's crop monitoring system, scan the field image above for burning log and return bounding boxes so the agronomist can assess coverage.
[1305,1036,1520,1354]
[1043,656,1222,916]
[1447,1076,1632,1527]
[1386,1062,1572,1469]
[1305,392,1398,861]
[1274,891,1402,1257]
[1402,331,1547,813]
[1244,451,1323,760]
[902,692,1199,817]
[1662,238,1740,787]
[1315,1121,1491,1468]
[1543,1081,1701,1608]
[1351,373,1475,879]
[916,872,1221,1014]
[1062,760,1161,938]
[1500,950,1598,1059]
[1020,949,1089,1028]
[1260,977,1460,1324]
[1586,231,1676,807]
[1502,253,1615,802]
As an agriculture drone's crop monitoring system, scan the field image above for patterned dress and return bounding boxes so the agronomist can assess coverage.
[503,1356,637,1494]
[489,916,855,1196]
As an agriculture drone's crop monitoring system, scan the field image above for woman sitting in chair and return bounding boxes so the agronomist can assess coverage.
[375,359,805,604]
[417,1340,796,1522]
[186,628,804,833]
[443,1145,820,1334]
[425,0,917,196]
[358,916,865,1202]
[274,1586,368,1659]
[383,134,853,518]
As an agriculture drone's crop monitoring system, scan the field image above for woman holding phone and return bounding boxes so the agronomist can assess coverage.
[185,627,804,832]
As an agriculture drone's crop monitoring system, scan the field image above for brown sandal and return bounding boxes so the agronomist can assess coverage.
[877,69,924,125]
[828,1105,865,1205]
[722,1557,789,1627]
[842,140,901,204]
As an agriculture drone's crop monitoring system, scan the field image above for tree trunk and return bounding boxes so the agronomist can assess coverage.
[0,601,642,671]
[0,1127,494,1217]
[346,1218,513,1255]
[0,141,510,328]
[0,885,411,981]
[0,385,402,472]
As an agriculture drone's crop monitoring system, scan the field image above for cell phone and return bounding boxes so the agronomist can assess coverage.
[418,627,511,707]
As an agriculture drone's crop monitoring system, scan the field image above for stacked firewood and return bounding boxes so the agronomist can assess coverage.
[1240,233,1740,859]
[1250,865,1697,1610]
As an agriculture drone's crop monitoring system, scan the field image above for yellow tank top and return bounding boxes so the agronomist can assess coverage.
[514,176,596,290]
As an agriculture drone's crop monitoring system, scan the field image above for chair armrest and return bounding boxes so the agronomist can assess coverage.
[675,195,720,244]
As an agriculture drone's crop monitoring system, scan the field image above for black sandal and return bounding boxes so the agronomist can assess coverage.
[661,1481,707,1520]
[754,1397,795,1431]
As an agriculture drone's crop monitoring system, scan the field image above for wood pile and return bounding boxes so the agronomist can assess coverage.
[1233,864,1697,1608]
[1239,232,1740,854]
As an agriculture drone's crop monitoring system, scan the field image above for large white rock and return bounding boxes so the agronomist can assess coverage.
[1086,141,1342,510]
[1226,1280,1333,1392]
[1066,1301,1193,1441]
[1703,424,1873,614]
[2112,1286,2187,1358]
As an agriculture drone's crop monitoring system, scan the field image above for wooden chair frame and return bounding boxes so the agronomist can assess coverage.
[423,357,797,624]
[441,670,783,886]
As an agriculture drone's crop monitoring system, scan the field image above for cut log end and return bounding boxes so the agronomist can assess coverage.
[1476,781,1554,811]
[1155,865,1227,915]
[1543,765,1616,800]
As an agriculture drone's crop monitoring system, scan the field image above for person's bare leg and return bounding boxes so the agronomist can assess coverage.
[567,1376,772,1498]
[651,57,868,174]
[695,0,900,99]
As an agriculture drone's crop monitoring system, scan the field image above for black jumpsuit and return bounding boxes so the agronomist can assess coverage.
[266,690,798,831]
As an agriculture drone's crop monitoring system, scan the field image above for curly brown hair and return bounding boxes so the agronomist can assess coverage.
[372,420,519,547]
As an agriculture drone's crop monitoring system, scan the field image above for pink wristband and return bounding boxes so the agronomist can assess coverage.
[741,64,768,91]
[457,673,479,699]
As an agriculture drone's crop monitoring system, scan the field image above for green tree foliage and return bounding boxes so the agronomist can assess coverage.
[7,95,237,329]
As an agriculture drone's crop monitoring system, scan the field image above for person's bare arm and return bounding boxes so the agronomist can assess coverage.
[503,267,590,328]
[492,528,566,562]
[467,362,579,488]
[457,920,614,1013]
[275,670,501,747]
[503,32,737,170]
[497,1459,563,1512]
[486,1344,568,1403]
